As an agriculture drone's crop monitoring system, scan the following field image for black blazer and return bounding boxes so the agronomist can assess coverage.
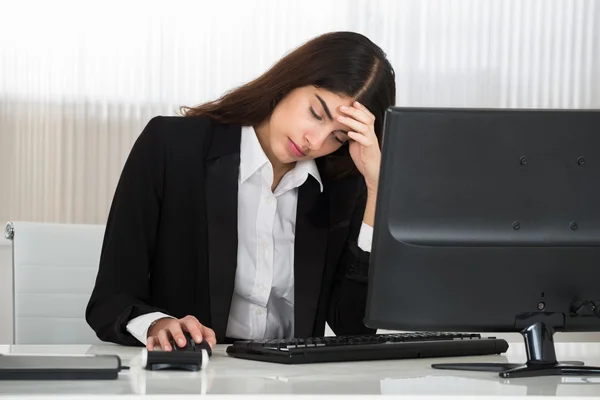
[85,116,375,346]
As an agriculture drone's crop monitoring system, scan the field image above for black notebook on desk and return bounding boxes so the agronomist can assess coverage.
[0,354,122,380]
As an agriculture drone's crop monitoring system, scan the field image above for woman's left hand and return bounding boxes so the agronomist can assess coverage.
[338,101,381,193]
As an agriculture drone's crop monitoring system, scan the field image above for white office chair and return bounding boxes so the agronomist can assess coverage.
[5,221,106,344]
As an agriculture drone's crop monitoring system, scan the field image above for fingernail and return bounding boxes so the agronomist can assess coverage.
[354,101,361,106]
[164,345,170,351]
[338,116,345,121]
[178,338,185,346]
[340,106,348,111]
[196,336,202,343]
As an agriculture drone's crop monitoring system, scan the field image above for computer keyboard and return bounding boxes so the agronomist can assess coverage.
[226,332,509,364]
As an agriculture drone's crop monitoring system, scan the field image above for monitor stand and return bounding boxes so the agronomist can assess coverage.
[432,321,600,378]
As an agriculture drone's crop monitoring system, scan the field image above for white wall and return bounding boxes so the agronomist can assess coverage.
[0,0,599,344]
[1,0,598,225]
[0,237,13,344]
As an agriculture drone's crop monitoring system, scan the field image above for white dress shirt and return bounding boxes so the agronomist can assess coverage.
[126,126,374,345]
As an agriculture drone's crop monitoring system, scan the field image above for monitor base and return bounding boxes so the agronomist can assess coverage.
[432,321,600,378]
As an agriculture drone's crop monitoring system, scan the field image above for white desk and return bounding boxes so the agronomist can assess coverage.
[2,342,600,398]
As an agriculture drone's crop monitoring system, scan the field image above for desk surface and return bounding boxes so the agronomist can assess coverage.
[2,342,600,398]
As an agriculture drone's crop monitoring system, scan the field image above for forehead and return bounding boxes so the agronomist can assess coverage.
[303,86,353,107]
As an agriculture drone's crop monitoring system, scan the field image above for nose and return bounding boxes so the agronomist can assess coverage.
[304,129,329,151]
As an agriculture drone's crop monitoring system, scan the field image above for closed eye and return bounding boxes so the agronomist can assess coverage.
[333,131,349,145]
[310,106,348,145]
[309,107,323,121]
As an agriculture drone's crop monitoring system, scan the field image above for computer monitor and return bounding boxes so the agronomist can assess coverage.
[365,107,600,378]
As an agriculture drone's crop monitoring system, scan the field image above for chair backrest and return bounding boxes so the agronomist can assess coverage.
[6,221,105,344]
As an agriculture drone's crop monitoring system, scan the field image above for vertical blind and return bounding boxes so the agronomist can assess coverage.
[1,0,598,224]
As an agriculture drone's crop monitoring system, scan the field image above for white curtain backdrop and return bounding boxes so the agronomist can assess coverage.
[1,0,599,225]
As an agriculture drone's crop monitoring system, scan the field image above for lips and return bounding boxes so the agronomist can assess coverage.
[288,139,306,157]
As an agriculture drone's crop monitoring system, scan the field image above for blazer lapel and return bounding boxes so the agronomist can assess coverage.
[294,177,329,337]
[205,123,241,342]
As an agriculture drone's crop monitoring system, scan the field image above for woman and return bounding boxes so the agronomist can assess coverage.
[86,31,396,352]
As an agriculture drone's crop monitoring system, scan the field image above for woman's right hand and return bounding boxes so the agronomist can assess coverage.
[147,315,217,351]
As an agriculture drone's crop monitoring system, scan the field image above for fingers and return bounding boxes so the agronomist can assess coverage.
[348,131,373,147]
[181,315,204,344]
[339,101,376,127]
[353,101,376,121]
[339,101,380,149]
[157,328,172,351]
[168,322,187,348]
[147,315,217,352]
[202,326,217,349]
[147,336,157,351]
[337,114,368,135]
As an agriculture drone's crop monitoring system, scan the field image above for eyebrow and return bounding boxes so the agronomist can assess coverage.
[315,94,333,121]
[314,93,349,136]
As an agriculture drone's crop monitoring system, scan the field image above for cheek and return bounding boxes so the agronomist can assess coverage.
[309,142,339,159]
[282,117,312,141]
[268,116,286,143]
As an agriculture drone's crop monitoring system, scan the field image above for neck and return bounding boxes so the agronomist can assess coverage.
[254,119,295,191]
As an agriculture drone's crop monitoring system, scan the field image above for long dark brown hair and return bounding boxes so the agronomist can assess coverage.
[181,31,396,180]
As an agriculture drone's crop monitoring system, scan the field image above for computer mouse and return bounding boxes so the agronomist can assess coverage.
[171,331,212,357]
[142,332,211,371]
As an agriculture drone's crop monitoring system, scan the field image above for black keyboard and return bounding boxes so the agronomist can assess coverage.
[226,332,509,364]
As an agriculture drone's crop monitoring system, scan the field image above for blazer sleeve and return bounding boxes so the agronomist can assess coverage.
[327,181,377,336]
[85,117,170,346]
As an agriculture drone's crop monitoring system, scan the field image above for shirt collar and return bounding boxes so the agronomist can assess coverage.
[239,126,269,183]
[239,126,323,192]
[290,159,323,193]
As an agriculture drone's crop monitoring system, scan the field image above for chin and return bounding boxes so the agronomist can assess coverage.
[278,152,295,164]
[270,151,286,165]
[273,142,294,164]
